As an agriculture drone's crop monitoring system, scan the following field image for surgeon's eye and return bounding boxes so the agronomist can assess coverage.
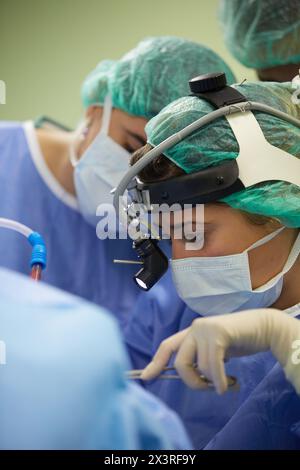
[125,132,146,154]
[124,145,135,154]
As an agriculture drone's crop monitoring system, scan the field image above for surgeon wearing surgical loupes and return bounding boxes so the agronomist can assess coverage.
[0,37,236,327]
[122,76,300,449]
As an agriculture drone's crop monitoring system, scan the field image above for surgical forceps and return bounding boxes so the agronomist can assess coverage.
[126,366,238,390]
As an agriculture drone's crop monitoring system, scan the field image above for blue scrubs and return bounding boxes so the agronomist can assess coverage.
[124,278,300,449]
[0,267,191,450]
[205,362,300,449]
[0,121,144,328]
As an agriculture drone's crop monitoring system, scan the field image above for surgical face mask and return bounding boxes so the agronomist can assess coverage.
[171,228,300,316]
[71,95,130,226]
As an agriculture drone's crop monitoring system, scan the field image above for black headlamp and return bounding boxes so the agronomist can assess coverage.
[133,238,169,291]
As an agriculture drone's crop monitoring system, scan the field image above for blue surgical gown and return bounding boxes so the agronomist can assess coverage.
[204,362,300,450]
[0,267,191,450]
[0,121,145,328]
[124,277,300,449]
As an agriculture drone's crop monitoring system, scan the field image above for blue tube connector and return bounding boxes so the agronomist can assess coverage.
[28,232,47,270]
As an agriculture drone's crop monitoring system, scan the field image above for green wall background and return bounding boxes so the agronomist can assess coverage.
[0,0,255,127]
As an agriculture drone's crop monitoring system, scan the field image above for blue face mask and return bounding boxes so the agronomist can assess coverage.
[171,228,300,316]
[71,95,130,226]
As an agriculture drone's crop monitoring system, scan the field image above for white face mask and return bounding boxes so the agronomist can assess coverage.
[71,95,130,226]
[171,228,300,316]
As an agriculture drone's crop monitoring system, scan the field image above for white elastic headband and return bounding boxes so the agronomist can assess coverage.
[226,110,300,188]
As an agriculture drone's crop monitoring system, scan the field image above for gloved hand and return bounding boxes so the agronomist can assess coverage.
[141,309,300,395]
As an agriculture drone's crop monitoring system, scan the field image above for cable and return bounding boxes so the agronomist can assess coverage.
[0,218,47,280]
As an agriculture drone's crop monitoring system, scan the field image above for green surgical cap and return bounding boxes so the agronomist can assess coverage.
[219,0,300,69]
[146,81,300,227]
[81,36,236,118]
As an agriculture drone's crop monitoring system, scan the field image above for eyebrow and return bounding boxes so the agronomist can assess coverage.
[169,221,213,230]
[127,130,146,147]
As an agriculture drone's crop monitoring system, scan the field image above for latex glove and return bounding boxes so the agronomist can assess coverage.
[141,309,300,395]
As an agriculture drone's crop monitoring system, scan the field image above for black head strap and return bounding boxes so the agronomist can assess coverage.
[139,160,244,207]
